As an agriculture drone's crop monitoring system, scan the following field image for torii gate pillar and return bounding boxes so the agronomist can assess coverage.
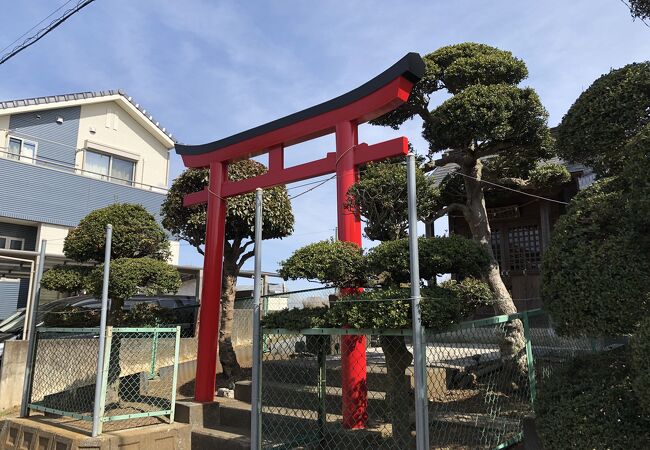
[335,120,367,428]
[193,161,227,402]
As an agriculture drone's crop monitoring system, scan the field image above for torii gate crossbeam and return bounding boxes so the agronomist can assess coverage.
[176,53,425,429]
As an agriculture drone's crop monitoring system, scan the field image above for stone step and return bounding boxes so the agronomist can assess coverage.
[176,397,252,432]
[174,400,221,430]
[191,425,251,450]
[218,397,252,430]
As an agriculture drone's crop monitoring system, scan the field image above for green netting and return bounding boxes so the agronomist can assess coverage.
[258,303,592,450]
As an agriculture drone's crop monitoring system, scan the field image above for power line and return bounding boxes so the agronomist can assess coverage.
[620,0,650,28]
[0,0,76,56]
[450,171,569,205]
[0,0,98,66]
[288,175,336,200]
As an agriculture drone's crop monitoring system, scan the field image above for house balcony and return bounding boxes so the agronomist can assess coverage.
[0,151,168,228]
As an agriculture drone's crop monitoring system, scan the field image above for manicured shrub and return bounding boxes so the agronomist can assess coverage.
[366,236,491,286]
[261,307,331,330]
[556,62,650,176]
[43,302,176,327]
[278,240,368,288]
[43,306,100,327]
[536,348,650,450]
[631,317,650,414]
[117,303,176,327]
[541,177,650,336]
[64,203,170,262]
[87,257,181,308]
[345,159,440,241]
[528,163,571,188]
[261,279,493,333]
[41,265,92,294]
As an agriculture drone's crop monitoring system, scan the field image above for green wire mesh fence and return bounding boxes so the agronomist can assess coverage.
[27,326,181,434]
[259,305,596,450]
[28,328,100,423]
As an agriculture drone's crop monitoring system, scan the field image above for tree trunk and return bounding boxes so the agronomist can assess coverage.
[380,335,414,449]
[461,159,528,390]
[219,255,242,384]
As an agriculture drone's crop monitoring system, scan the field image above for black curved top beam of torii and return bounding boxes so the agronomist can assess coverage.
[176,52,425,164]
[178,52,425,204]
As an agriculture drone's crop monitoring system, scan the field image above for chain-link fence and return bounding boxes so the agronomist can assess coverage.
[261,287,337,314]
[28,328,100,422]
[27,326,181,434]
[259,308,592,449]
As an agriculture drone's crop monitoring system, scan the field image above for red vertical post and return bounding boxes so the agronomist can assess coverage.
[335,121,368,429]
[194,161,228,402]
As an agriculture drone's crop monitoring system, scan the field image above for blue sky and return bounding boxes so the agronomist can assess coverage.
[1,0,648,289]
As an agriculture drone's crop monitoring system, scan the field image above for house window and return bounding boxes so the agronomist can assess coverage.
[490,230,503,269]
[84,149,135,186]
[507,225,541,271]
[7,136,36,163]
[0,235,25,250]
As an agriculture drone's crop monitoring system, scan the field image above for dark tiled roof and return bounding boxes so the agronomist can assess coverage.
[429,157,590,187]
[0,89,175,142]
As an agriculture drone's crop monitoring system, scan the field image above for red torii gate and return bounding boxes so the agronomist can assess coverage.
[176,53,425,428]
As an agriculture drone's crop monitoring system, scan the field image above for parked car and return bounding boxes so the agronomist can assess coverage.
[0,294,198,358]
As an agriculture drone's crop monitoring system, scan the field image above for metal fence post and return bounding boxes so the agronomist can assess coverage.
[92,224,112,437]
[407,153,429,450]
[150,328,159,379]
[251,188,263,450]
[20,240,47,418]
[522,311,537,407]
[170,326,181,423]
[95,326,114,436]
[317,338,327,437]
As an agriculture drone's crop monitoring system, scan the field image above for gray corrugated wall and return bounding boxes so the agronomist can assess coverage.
[0,158,166,227]
[17,278,29,309]
[0,222,38,251]
[0,280,19,319]
[8,106,80,166]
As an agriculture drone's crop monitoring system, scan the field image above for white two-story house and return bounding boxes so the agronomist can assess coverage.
[0,90,181,319]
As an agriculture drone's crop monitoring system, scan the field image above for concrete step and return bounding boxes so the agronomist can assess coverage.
[217,397,252,430]
[191,425,251,450]
[234,380,251,403]
[175,400,221,430]
[176,397,252,432]
[180,395,391,449]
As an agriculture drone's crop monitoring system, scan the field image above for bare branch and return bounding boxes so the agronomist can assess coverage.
[434,152,465,167]
[433,203,470,220]
[415,94,432,123]
[237,250,256,270]
[241,240,255,252]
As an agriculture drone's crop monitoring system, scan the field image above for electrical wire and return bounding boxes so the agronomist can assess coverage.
[450,171,569,205]
[0,0,98,66]
[288,175,336,200]
[620,0,650,28]
[0,0,76,56]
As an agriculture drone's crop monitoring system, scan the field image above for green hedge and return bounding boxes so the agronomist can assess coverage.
[261,279,493,332]
[536,348,650,450]
[43,303,177,327]
[631,317,650,414]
